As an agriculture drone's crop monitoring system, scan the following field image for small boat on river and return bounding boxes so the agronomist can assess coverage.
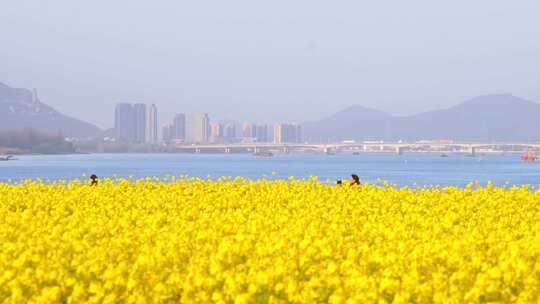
[522,151,538,162]
[254,151,273,157]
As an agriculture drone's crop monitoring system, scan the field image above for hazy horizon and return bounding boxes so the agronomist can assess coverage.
[2,0,540,128]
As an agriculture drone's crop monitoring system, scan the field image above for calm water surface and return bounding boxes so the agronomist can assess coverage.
[1,153,539,187]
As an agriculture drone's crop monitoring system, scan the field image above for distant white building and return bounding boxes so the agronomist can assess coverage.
[145,104,158,144]
[185,113,210,144]
[162,123,174,142]
[115,103,156,143]
[133,104,146,143]
[223,123,236,140]
[173,113,186,140]
[210,122,222,143]
[274,123,302,144]
[255,124,269,143]
[115,103,136,142]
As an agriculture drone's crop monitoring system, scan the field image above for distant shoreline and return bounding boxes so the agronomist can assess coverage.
[1,150,525,157]
[0,149,90,156]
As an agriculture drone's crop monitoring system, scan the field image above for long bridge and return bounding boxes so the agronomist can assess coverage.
[169,142,540,155]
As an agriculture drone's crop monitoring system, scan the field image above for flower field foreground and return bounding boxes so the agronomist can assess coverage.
[1,177,539,303]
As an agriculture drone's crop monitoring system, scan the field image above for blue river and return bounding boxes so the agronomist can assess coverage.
[1,153,539,187]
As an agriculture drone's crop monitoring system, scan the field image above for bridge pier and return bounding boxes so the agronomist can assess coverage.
[224,147,231,153]
[253,147,259,154]
[396,146,404,155]
[323,147,332,154]
[469,146,476,157]
[195,148,201,153]
[282,146,289,153]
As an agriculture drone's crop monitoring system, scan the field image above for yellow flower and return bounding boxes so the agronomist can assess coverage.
[0,177,538,302]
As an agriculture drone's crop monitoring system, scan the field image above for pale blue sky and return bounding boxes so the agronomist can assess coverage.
[1,0,539,128]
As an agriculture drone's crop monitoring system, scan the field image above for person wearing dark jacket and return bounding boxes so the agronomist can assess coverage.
[90,174,99,186]
[350,174,361,186]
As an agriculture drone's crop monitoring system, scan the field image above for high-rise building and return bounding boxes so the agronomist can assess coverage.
[145,104,158,144]
[243,122,256,139]
[210,122,222,143]
[162,123,174,142]
[273,123,302,143]
[255,124,268,142]
[223,123,236,140]
[115,103,153,143]
[134,104,147,143]
[274,123,283,144]
[173,114,186,140]
[115,103,136,142]
[185,113,210,144]
[242,122,269,143]
[294,124,302,143]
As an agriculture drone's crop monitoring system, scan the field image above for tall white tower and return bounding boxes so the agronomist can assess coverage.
[145,104,158,144]
[133,103,147,143]
[185,113,210,144]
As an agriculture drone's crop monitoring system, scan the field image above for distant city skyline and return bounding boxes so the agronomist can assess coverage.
[160,111,301,144]
[2,1,540,128]
[4,79,540,142]
[118,103,303,144]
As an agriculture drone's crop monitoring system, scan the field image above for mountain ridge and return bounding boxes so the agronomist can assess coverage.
[303,94,540,141]
[3,81,538,141]
[0,82,102,138]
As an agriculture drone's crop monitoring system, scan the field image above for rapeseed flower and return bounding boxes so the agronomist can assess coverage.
[0,178,538,303]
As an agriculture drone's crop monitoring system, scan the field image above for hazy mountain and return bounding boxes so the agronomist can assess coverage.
[303,105,395,142]
[303,94,540,141]
[0,82,102,137]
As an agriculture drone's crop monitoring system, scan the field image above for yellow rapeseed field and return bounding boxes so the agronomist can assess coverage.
[0,177,539,303]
